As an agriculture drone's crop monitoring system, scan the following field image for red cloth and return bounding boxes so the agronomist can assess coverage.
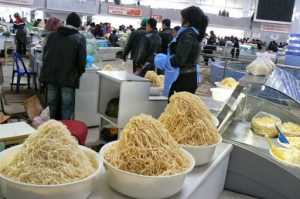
[61,120,88,145]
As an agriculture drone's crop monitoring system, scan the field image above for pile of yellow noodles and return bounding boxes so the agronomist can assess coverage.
[145,71,164,87]
[159,92,219,146]
[103,64,114,71]
[282,122,300,136]
[220,77,238,88]
[252,116,279,137]
[104,114,190,176]
[0,120,97,185]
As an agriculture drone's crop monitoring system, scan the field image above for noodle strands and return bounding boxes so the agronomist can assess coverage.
[0,120,97,185]
[159,92,219,146]
[104,114,190,176]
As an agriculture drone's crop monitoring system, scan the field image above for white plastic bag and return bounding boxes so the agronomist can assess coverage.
[246,53,275,76]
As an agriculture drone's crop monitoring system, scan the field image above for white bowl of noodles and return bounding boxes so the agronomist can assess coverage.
[181,134,222,166]
[100,141,195,199]
[0,145,102,199]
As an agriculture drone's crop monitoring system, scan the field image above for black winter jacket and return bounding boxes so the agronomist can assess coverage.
[136,30,161,66]
[40,25,86,89]
[170,29,199,69]
[159,28,173,54]
[123,27,146,60]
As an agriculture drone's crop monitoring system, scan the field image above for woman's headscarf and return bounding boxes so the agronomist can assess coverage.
[45,16,64,31]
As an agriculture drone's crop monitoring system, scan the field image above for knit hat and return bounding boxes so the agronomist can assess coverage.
[66,12,81,28]
[45,16,64,31]
[141,18,148,27]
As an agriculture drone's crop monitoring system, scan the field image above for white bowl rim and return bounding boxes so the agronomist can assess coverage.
[269,147,300,168]
[180,134,222,149]
[0,145,103,188]
[101,141,195,179]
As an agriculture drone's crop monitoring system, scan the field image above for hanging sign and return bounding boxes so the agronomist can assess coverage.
[150,15,163,21]
[261,23,290,33]
[108,5,143,17]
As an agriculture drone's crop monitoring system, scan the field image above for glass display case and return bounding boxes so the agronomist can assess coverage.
[217,68,300,199]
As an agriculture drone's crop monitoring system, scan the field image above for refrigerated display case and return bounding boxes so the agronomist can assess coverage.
[216,68,300,199]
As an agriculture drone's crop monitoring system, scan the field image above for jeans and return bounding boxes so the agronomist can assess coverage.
[47,84,75,120]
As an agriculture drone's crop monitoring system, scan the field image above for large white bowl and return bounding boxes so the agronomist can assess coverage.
[212,115,219,127]
[210,88,233,102]
[100,141,195,199]
[150,87,163,96]
[182,134,222,166]
[0,145,102,199]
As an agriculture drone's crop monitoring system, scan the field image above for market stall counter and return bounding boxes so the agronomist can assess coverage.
[97,47,123,62]
[89,142,233,199]
[75,67,102,127]
[97,71,168,135]
[216,70,300,199]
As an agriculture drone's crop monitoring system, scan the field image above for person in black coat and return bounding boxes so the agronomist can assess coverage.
[203,30,217,65]
[136,18,162,77]
[159,19,173,54]
[109,30,118,47]
[168,6,208,97]
[40,12,86,120]
[123,19,147,73]
[230,37,240,59]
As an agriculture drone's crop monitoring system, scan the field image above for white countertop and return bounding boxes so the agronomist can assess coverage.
[89,142,233,199]
[0,122,35,141]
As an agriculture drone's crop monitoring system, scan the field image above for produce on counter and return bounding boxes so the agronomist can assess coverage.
[286,137,300,150]
[103,64,115,71]
[104,114,191,176]
[282,122,300,137]
[159,92,219,146]
[0,120,98,185]
[220,77,238,88]
[251,112,281,138]
[144,71,164,87]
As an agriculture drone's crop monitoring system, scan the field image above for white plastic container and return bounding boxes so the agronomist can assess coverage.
[182,135,223,166]
[149,87,163,96]
[100,141,195,199]
[0,145,102,199]
[210,88,233,102]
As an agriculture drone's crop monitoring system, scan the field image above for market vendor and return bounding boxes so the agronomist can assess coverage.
[155,6,208,98]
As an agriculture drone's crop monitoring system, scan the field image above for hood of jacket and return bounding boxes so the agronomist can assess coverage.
[57,25,79,36]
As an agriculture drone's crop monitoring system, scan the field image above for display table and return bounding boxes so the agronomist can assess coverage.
[89,142,233,199]
[75,67,102,127]
[0,122,35,147]
[97,47,123,61]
